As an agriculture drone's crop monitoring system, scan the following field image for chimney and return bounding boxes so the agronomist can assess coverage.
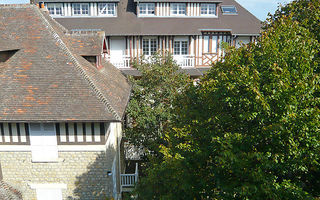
[39,2,45,8]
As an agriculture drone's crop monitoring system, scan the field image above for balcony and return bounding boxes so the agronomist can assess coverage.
[120,163,138,193]
[173,55,195,68]
[105,55,131,69]
[106,55,196,69]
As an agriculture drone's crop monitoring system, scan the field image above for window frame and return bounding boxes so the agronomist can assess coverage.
[142,38,158,56]
[46,3,64,16]
[139,3,155,16]
[170,3,186,16]
[29,123,58,163]
[174,39,189,56]
[98,3,117,16]
[221,5,238,15]
[200,3,217,16]
[72,3,90,16]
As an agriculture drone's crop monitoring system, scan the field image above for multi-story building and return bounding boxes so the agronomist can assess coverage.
[34,0,261,76]
[0,4,131,200]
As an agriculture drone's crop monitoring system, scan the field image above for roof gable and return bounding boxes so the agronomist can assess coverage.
[0,5,131,122]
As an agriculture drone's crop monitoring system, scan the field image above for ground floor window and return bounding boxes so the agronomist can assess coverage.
[143,38,157,56]
[174,40,188,55]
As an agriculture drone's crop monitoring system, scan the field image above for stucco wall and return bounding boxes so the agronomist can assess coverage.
[0,151,115,200]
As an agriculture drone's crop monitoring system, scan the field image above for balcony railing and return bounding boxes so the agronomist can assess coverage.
[106,55,196,68]
[120,163,138,192]
[173,55,195,68]
[105,55,131,69]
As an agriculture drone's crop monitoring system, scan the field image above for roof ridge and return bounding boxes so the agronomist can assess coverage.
[33,7,121,121]
[0,4,32,8]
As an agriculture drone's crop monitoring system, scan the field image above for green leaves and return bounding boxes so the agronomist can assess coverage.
[134,1,320,199]
[125,53,190,157]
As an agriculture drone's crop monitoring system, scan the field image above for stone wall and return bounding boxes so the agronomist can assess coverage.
[0,151,115,200]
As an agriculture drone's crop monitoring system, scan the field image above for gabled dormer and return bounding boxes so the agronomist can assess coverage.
[37,0,120,17]
[134,0,222,18]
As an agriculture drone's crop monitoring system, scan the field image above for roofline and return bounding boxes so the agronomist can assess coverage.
[0,120,121,123]
[233,33,261,36]
[134,0,222,2]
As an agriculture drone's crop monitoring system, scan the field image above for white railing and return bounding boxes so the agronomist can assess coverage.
[173,55,195,68]
[121,163,138,188]
[105,55,195,68]
[105,55,131,69]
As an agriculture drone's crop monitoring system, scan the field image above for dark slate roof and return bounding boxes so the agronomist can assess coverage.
[55,0,261,36]
[0,4,131,122]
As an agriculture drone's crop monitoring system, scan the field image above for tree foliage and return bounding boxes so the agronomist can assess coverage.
[135,1,320,199]
[125,54,190,156]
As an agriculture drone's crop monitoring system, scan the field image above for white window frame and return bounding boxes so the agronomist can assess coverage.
[174,38,188,55]
[139,3,155,16]
[170,3,186,16]
[221,5,238,15]
[30,183,67,200]
[46,3,64,16]
[72,3,90,16]
[142,37,158,56]
[29,123,58,163]
[200,3,216,16]
[98,3,117,16]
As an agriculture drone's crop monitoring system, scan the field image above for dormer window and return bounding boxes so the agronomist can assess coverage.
[171,3,186,16]
[72,3,90,16]
[0,50,18,62]
[139,3,155,16]
[201,4,216,16]
[98,3,116,16]
[46,3,63,16]
[221,5,238,15]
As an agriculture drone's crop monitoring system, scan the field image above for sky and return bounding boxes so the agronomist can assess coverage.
[0,0,292,21]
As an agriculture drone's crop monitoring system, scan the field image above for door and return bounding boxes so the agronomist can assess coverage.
[110,37,126,67]
[29,123,58,162]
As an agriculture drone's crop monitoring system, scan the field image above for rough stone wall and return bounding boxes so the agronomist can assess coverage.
[0,151,115,200]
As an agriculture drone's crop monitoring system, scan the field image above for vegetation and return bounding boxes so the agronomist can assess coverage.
[131,0,320,199]
[125,54,190,156]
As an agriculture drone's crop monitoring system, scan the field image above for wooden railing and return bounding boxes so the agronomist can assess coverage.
[120,163,138,192]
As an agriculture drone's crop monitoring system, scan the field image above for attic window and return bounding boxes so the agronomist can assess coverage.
[221,5,237,15]
[0,50,18,62]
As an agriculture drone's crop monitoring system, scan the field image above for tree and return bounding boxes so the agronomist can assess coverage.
[135,2,320,199]
[125,54,190,156]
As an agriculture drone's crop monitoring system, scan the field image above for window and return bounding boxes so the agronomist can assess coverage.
[29,123,58,162]
[221,5,238,15]
[143,38,157,56]
[72,3,89,16]
[139,3,155,16]
[46,3,63,16]
[98,3,116,16]
[0,50,18,62]
[201,4,216,16]
[170,3,186,16]
[203,36,218,53]
[174,40,188,55]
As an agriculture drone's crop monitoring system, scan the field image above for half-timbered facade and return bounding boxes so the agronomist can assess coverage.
[34,0,261,76]
[0,4,131,200]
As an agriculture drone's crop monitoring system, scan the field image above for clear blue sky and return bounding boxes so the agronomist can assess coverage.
[1,0,292,21]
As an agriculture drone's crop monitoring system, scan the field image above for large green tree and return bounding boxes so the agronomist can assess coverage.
[125,54,190,156]
[135,1,320,199]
